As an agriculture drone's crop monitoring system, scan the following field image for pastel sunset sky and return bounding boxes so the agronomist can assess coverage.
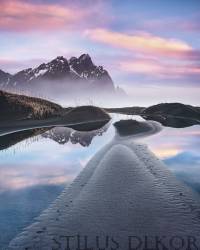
[0,0,200,105]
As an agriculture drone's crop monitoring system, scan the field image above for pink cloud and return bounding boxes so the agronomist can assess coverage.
[0,0,103,31]
[119,58,200,79]
[0,163,75,191]
[85,28,199,60]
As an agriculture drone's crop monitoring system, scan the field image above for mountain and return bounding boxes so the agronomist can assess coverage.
[0,69,10,85]
[0,54,117,100]
[7,56,77,87]
[69,54,114,90]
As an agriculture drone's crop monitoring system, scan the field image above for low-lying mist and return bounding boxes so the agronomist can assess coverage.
[2,79,131,108]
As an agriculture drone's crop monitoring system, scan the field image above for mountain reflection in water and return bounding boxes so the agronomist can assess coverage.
[43,122,110,147]
[0,120,110,151]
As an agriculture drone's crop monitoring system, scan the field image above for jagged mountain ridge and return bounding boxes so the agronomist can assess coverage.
[0,69,11,85]
[0,54,115,92]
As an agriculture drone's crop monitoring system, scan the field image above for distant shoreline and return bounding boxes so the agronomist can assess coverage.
[1,90,200,136]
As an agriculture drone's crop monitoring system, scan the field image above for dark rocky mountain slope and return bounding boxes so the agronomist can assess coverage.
[0,69,11,85]
[0,54,116,95]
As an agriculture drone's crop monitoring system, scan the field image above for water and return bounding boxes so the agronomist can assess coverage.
[0,114,199,248]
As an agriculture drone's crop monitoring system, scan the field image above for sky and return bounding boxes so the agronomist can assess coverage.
[0,0,200,105]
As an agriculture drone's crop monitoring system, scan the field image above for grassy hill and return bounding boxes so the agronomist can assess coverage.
[0,91,111,135]
[141,103,200,127]
[0,90,62,121]
[143,103,200,120]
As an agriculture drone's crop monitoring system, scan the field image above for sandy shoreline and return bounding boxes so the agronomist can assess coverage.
[8,122,200,249]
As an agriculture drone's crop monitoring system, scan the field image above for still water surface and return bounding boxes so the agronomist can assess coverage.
[0,114,199,248]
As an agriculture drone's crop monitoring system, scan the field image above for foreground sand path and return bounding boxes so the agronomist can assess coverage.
[9,123,200,250]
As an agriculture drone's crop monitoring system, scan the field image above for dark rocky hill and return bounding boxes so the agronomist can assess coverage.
[142,103,200,127]
[0,90,62,121]
[143,103,200,120]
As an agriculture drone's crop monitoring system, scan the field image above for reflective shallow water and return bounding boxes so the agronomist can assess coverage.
[0,114,199,248]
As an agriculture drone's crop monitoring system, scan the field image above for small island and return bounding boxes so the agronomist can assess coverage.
[0,90,110,136]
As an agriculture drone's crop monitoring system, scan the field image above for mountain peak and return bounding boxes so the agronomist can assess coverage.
[0,54,116,93]
[69,53,95,75]
[78,54,93,66]
[49,56,68,66]
[55,56,68,63]
[32,56,70,79]
[79,53,91,61]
